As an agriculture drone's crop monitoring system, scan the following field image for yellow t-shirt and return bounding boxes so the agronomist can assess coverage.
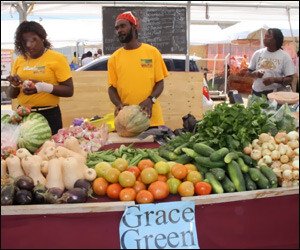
[108,43,169,126]
[12,50,71,107]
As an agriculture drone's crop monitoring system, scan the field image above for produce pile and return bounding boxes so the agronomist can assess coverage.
[1,100,299,206]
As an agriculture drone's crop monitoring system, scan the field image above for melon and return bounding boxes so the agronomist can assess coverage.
[17,112,52,153]
[114,105,150,137]
[1,114,10,124]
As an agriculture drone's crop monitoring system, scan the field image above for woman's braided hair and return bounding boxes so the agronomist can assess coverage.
[14,21,52,58]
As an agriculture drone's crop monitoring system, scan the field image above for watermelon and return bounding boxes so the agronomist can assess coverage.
[17,112,52,153]
[1,114,11,124]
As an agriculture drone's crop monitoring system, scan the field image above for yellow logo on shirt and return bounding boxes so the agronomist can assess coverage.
[141,59,152,68]
[23,66,46,74]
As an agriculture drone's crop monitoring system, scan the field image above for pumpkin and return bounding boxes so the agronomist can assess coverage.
[114,105,150,137]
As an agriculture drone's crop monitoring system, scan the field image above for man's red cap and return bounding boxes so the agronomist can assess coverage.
[116,11,139,28]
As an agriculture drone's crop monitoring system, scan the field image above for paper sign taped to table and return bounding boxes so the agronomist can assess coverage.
[119,201,199,249]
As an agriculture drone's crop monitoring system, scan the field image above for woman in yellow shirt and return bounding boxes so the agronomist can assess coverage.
[7,21,74,134]
[108,11,169,127]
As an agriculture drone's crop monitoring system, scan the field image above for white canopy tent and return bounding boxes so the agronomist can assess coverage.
[1,1,299,49]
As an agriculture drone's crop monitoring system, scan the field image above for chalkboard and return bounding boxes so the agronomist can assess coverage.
[102,7,187,55]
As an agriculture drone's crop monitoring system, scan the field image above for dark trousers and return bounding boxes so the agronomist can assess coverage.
[35,106,62,135]
[252,89,274,97]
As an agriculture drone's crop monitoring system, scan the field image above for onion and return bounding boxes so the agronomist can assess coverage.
[275,132,289,144]
[287,131,299,141]
[259,133,272,144]
[287,140,299,150]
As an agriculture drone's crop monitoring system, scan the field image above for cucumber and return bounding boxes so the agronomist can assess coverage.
[181,148,200,159]
[259,166,278,188]
[224,152,239,164]
[147,150,167,163]
[237,152,254,166]
[210,147,230,162]
[209,168,226,181]
[237,157,249,173]
[174,142,190,155]
[195,156,226,169]
[243,173,257,191]
[249,168,270,189]
[227,160,246,192]
[158,147,178,161]
[175,154,193,164]
[193,162,209,176]
[193,143,215,157]
[205,172,224,194]
[248,168,261,182]
[220,175,236,193]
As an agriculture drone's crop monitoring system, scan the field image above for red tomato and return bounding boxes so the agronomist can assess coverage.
[195,181,212,195]
[119,188,136,201]
[107,183,123,199]
[136,190,154,204]
[148,181,169,200]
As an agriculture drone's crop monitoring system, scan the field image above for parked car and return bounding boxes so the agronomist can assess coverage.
[76,54,214,113]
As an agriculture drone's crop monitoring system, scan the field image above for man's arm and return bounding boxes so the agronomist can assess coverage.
[139,80,164,118]
[108,85,124,116]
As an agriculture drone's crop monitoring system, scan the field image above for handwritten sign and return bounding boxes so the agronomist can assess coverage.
[102,7,187,55]
[119,201,199,249]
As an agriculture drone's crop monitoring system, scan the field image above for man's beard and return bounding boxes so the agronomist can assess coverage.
[118,27,133,43]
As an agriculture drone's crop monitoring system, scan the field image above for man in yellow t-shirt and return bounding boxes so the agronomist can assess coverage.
[108,11,169,127]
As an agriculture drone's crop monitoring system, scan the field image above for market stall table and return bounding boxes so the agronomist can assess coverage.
[1,142,299,249]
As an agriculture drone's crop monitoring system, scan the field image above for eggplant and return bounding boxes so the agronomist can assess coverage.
[1,183,15,205]
[32,184,47,204]
[74,179,92,192]
[59,188,88,203]
[15,175,34,191]
[44,187,64,204]
[14,189,33,205]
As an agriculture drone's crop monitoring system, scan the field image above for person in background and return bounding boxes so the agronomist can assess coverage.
[107,11,168,127]
[81,51,93,66]
[6,21,74,135]
[246,28,295,97]
[97,48,103,58]
[70,51,79,70]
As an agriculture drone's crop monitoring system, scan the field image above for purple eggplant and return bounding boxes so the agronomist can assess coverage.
[1,183,15,205]
[44,187,64,204]
[59,188,87,203]
[74,179,92,192]
[32,184,47,204]
[15,175,34,191]
[14,189,33,205]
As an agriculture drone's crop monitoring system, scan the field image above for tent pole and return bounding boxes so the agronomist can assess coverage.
[185,1,191,72]
[286,6,297,53]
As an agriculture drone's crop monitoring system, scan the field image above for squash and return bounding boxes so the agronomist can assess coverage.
[63,136,87,158]
[62,157,85,190]
[21,156,46,186]
[16,148,32,159]
[55,146,85,166]
[1,159,7,178]
[6,154,24,179]
[114,105,150,137]
[45,158,65,190]
[37,140,56,160]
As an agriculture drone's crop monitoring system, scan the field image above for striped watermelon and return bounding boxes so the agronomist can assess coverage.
[17,112,52,153]
[1,114,11,124]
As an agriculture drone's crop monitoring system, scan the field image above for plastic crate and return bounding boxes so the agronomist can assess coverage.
[88,112,115,132]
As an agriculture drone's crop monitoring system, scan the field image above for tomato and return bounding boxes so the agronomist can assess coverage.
[148,181,169,200]
[103,168,120,183]
[166,177,181,194]
[195,181,212,195]
[154,161,170,175]
[119,187,136,201]
[185,163,198,173]
[171,163,188,180]
[92,177,109,196]
[178,181,195,197]
[138,159,154,171]
[132,181,147,193]
[107,183,123,199]
[136,190,154,204]
[127,166,141,178]
[140,168,158,185]
[95,162,111,178]
[186,170,203,184]
[112,158,128,172]
[157,174,167,182]
[118,171,136,187]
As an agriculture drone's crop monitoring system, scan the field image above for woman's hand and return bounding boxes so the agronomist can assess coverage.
[6,75,22,88]
[263,77,275,86]
[139,98,153,118]
[22,79,38,95]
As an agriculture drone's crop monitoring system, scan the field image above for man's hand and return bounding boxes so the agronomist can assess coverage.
[263,77,275,86]
[139,98,153,118]
[114,103,128,116]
